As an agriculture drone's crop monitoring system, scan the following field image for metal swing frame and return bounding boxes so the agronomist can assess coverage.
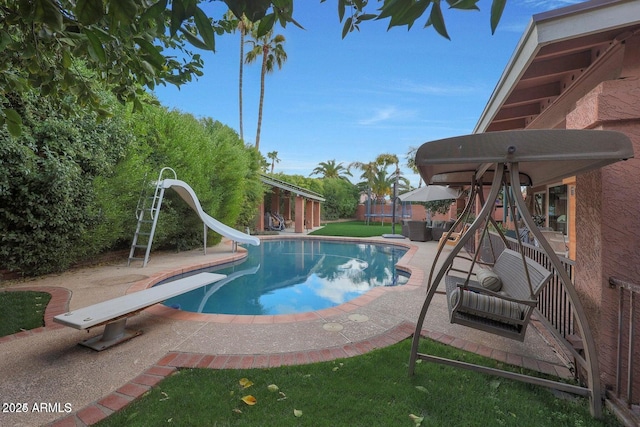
[407,129,634,418]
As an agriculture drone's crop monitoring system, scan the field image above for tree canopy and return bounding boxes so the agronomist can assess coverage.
[1,0,507,136]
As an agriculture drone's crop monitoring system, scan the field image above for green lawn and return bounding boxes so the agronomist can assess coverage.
[310,220,399,237]
[96,339,619,427]
[0,291,51,336]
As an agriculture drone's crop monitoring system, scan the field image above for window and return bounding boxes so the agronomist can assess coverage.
[548,185,568,234]
[533,191,546,227]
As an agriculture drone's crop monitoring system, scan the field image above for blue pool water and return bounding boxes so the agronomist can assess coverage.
[162,239,408,315]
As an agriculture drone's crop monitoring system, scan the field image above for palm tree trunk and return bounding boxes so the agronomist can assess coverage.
[238,27,245,142]
[255,45,268,151]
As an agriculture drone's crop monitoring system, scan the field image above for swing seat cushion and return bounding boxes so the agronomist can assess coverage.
[476,268,502,291]
[449,288,525,326]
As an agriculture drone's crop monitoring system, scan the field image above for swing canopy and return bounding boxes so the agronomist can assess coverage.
[415,129,633,187]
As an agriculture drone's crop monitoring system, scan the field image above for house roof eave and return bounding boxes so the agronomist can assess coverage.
[474,0,640,134]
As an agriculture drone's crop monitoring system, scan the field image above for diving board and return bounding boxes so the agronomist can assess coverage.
[54,272,225,351]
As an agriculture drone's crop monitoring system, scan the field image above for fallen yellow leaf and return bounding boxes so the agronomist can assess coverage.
[239,378,254,389]
[409,414,424,426]
[241,395,257,406]
[293,409,303,417]
[267,384,279,392]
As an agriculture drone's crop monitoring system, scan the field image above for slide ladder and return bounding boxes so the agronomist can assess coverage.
[127,167,176,267]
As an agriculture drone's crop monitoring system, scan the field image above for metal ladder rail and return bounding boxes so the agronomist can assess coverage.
[140,182,166,267]
[128,167,176,267]
[128,176,153,266]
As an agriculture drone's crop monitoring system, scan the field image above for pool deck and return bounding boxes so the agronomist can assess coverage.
[0,234,573,427]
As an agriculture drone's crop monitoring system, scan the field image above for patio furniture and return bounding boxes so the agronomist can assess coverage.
[407,220,432,242]
[438,223,471,250]
[429,220,454,240]
[401,220,410,237]
[408,129,634,418]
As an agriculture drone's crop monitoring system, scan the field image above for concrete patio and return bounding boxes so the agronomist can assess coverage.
[0,236,572,427]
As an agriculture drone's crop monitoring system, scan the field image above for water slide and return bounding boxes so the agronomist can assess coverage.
[161,178,260,247]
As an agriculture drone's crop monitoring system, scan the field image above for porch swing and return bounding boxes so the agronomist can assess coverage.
[407,129,634,418]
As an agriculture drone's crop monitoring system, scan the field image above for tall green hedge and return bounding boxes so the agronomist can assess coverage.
[321,178,359,220]
[1,93,262,276]
[0,93,132,275]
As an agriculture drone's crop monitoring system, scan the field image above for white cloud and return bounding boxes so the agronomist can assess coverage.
[357,106,419,126]
[396,79,479,96]
[358,107,398,125]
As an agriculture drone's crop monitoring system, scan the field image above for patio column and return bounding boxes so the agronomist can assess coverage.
[305,199,314,231]
[271,187,280,214]
[257,202,265,232]
[567,67,640,398]
[283,195,291,221]
[295,196,304,233]
[313,201,321,227]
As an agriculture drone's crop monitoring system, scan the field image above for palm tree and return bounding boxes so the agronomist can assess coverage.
[310,160,352,180]
[348,161,378,189]
[225,12,253,142]
[349,160,379,224]
[267,150,280,173]
[245,29,287,151]
[406,146,423,187]
[351,155,406,200]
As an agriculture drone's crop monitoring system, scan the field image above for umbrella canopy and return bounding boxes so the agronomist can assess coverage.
[398,185,460,202]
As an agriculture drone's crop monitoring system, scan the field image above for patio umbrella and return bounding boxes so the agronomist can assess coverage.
[398,185,460,202]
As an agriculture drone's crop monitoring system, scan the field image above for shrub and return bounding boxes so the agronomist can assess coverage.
[0,93,132,274]
[321,178,359,220]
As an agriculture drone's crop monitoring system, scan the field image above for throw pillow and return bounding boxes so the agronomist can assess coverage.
[476,268,502,292]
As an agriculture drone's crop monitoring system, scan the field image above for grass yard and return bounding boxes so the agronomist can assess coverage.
[95,339,619,427]
[0,290,51,337]
[310,220,397,237]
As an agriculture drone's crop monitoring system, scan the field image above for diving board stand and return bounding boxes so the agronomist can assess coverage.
[54,272,225,351]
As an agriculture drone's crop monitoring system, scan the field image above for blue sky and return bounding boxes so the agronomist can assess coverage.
[153,0,583,188]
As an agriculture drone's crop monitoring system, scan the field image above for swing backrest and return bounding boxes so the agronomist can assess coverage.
[446,248,553,341]
[492,248,552,301]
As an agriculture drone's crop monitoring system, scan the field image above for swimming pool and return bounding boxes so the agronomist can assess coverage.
[162,239,409,315]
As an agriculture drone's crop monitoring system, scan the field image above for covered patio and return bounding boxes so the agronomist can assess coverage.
[257,174,325,233]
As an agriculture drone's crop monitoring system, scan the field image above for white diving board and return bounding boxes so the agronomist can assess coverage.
[54,272,225,351]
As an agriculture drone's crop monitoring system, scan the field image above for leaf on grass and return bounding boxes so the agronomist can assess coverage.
[241,395,257,405]
[415,386,428,393]
[409,413,424,426]
[267,384,279,392]
[159,391,170,401]
[332,366,340,372]
[277,391,287,401]
[239,378,254,389]
[232,408,242,414]
[293,409,303,417]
